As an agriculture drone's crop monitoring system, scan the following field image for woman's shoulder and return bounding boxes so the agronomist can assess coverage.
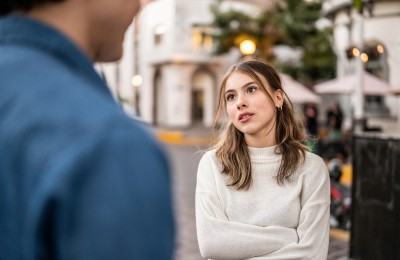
[198,149,221,173]
[196,149,223,187]
[200,149,217,162]
[199,149,222,172]
[301,151,328,176]
[304,151,325,164]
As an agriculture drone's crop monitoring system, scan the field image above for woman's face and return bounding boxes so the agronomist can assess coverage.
[224,71,282,146]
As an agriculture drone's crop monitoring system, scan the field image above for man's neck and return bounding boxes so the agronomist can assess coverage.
[26,2,92,60]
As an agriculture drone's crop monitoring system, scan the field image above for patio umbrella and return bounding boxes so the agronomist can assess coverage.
[390,88,400,95]
[280,74,321,104]
[313,72,394,96]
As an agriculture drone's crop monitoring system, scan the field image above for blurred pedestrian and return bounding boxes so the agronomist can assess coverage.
[195,60,330,259]
[303,103,319,154]
[304,103,319,136]
[326,100,343,139]
[0,1,174,259]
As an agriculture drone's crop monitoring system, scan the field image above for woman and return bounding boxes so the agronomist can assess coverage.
[195,60,330,259]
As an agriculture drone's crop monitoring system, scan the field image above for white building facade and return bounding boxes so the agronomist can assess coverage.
[136,0,266,128]
[99,0,266,128]
[138,0,219,128]
[322,0,400,118]
[101,0,400,129]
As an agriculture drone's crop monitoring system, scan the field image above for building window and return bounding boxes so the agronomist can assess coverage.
[154,24,166,45]
[191,24,213,52]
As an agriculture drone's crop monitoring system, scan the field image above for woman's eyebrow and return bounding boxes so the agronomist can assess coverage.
[225,81,256,94]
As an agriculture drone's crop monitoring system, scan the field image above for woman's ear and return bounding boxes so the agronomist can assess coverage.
[275,90,284,109]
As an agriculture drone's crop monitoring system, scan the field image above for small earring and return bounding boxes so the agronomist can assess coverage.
[277,105,282,111]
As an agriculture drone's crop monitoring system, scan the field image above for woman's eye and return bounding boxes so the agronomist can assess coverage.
[226,94,235,101]
[248,87,257,93]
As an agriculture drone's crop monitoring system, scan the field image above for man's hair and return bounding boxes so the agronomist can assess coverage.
[1,0,65,16]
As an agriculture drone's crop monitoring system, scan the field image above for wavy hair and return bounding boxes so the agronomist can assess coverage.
[1,0,65,16]
[213,60,309,190]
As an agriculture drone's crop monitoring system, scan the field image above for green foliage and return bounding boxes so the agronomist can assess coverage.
[209,0,336,85]
[274,0,321,46]
[301,28,336,83]
[353,0,363,13]
[209,0,273,55]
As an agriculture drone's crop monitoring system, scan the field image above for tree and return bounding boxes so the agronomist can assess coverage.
[209,0,279,60]
[209,0,336,86]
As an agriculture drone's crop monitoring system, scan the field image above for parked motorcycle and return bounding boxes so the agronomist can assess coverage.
[328,158,351,230]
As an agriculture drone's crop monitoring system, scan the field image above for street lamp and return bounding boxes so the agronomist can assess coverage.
[131,74,143,88]
[353,10,365,133]
[131,74,142,117]
[239,39,256,56]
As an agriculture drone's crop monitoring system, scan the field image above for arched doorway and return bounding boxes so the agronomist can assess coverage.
[191,69,215,126]
[192,86,204,122]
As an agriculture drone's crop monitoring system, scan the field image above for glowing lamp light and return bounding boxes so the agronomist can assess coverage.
[361,53,369,63]
[376,44,384,54]
[239,40,256,55]
[154,24,166,35]
[352,47,360,57]
[131,75,143,88]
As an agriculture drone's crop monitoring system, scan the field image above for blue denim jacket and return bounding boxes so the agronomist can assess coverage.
[0,15,175,259]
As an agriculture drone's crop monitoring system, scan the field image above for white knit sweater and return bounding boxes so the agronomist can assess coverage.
[195,146,330,260]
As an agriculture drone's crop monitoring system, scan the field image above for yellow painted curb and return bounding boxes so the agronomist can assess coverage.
[156,131,184,142]
[156,130,215,145]
[330,228,350,241]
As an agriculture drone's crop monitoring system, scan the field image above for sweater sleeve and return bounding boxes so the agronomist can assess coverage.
[247,155,330,260]
[195,152,298,260]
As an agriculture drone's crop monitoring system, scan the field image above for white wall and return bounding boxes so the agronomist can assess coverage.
[329,1,400,118]
[138,0,172,123]
[136,0,265,127]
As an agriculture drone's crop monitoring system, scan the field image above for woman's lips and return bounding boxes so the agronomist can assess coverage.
[239,113,254,123]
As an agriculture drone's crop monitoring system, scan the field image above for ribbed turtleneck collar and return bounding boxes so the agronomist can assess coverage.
[247,145,281,161]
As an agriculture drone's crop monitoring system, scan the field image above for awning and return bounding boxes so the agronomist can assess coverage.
[280,74,321,104]
[314,72,395,96]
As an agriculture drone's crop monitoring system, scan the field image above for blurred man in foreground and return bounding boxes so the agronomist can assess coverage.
[0,0,175,259]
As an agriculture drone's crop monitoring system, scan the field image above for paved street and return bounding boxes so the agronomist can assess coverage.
[165,143,350,260]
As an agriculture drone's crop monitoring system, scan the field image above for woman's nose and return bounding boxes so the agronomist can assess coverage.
[236,95,247,109]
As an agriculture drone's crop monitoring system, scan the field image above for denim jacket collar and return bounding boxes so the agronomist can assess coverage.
[0,14,111,98]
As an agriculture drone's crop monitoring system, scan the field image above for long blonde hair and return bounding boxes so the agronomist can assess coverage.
[213,60,308,190]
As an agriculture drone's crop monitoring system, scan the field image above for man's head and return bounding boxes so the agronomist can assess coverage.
[1,0,141,62]
[0,0,65,16]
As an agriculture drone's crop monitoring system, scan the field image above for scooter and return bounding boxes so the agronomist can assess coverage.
[328,158,351,230]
